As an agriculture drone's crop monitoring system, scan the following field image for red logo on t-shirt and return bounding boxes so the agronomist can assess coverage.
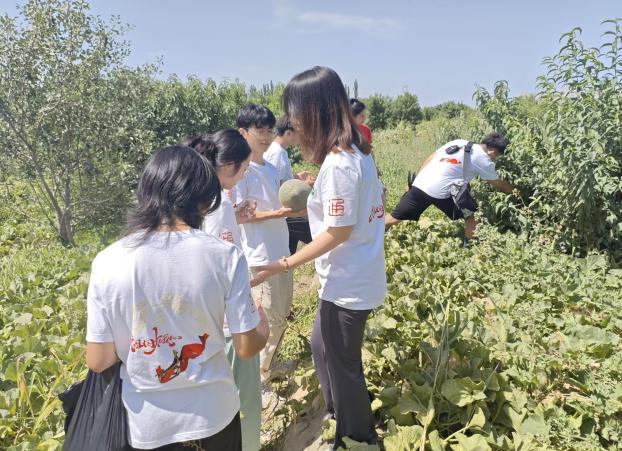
[155,333,209,384]
[220,230,234,243]
[440,157,461,165]
[328,198,345,216]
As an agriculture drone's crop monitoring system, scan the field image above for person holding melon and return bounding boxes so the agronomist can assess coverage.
[252,66,386,450]
[235,104,306,388]
[265,114,315,255]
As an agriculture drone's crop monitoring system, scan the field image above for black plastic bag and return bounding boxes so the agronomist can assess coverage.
[59,362,130,451]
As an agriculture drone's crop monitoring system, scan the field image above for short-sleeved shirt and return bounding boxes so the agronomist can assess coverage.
[234,160,290,266]
[264,141,294,183]
[201,190,243,338]
[202,190,241,247]
[306,145,386,310]
[86,230,259,449]
[358,124,372,144]
[413,139,499,199]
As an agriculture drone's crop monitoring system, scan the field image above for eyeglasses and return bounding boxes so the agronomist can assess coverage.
[247,128,275,139]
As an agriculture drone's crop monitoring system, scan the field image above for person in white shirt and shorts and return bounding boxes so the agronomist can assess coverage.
[386,133,515,240]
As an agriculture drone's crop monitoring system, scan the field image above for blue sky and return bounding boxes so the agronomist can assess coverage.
[2,0,621,105]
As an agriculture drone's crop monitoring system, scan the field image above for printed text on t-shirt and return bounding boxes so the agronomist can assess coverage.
[328,198,345,216]
[130,327,183,355]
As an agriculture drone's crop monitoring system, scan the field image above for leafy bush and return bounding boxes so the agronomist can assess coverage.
[365,93,423,131]
[367,219,622,450]
[475,20,622,260]
[422,101,472,121]
[0,0,156,245]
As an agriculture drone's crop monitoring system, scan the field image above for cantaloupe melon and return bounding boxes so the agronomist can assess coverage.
[279,179,311,211]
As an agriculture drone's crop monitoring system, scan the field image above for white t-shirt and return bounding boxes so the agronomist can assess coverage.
[202,190,242,248]
[264,141,294,183]
[235,160,290,266]
[307,145,386,310]
[86,230,259,449]
[413,139,499,199]
[202,190,243,338]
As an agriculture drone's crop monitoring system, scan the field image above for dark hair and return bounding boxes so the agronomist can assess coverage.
[183,129,251,173]
[124,146,221,240]
[481,132,509,154]
[350,98,366,117]
[283,66,370,164]
[275,115,294,136]
[236,104,276,129]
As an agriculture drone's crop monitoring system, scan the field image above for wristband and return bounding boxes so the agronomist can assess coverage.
[281,256,290,273]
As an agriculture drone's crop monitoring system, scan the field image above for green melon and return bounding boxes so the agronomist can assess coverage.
[279,179,312,211]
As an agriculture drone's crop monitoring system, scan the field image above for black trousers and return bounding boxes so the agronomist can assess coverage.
[311,300,376,449]
[286,217,312,255]
[129,412,241,451]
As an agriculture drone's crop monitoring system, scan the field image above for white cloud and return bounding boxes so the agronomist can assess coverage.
[272,0,402,34]
[298,11,402,32]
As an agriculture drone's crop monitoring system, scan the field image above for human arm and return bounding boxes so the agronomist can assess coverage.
[86,342,119,373]
[252,163,359,285]
[295,171,316,185]
[85,265,119,372]
[234,200,257,224]
[226,252,269,358]
[231,302,269,358]
[250,225,353,286]
[251,207,307,221]
[487,179,515,194]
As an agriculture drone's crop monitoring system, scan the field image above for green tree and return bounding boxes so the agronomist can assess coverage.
[389,91,423,127]
[422,101,470,121]
[365,94,392,130]
[0,0,155,244]
[475,20,622,258]
[148,76,247,146]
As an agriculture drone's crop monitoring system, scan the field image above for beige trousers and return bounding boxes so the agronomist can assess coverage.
[250,268,294,381]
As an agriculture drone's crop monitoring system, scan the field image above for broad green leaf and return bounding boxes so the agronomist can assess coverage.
[441,378,487,407]
[383,425,423,451]
[451,433,492,451]
[519,411,549,436]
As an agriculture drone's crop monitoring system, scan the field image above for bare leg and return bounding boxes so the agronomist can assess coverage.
[384,214,402,231]
[464,216,477,239]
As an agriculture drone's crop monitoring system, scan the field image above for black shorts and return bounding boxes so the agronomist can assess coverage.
[391,186,475,221]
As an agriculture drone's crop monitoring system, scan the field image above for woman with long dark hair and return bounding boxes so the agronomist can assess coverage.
[185,130,263,451]
[85,146,268,450]
[252,67,386,449]
[350,98,373,145]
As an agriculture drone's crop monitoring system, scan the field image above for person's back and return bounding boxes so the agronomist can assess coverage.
[385,133,515,241]
[264,140,293,183]
[86,146,268,450]
[413,139,499,199]
[89,230,254,448]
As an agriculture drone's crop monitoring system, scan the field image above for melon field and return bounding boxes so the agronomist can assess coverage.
[0,2,621,450]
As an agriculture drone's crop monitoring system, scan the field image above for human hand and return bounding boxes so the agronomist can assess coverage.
[254,301,270,340]
[280,207,307,218]
[235,200,257,224]
[297,171,316,185]
[250,260,286,287]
